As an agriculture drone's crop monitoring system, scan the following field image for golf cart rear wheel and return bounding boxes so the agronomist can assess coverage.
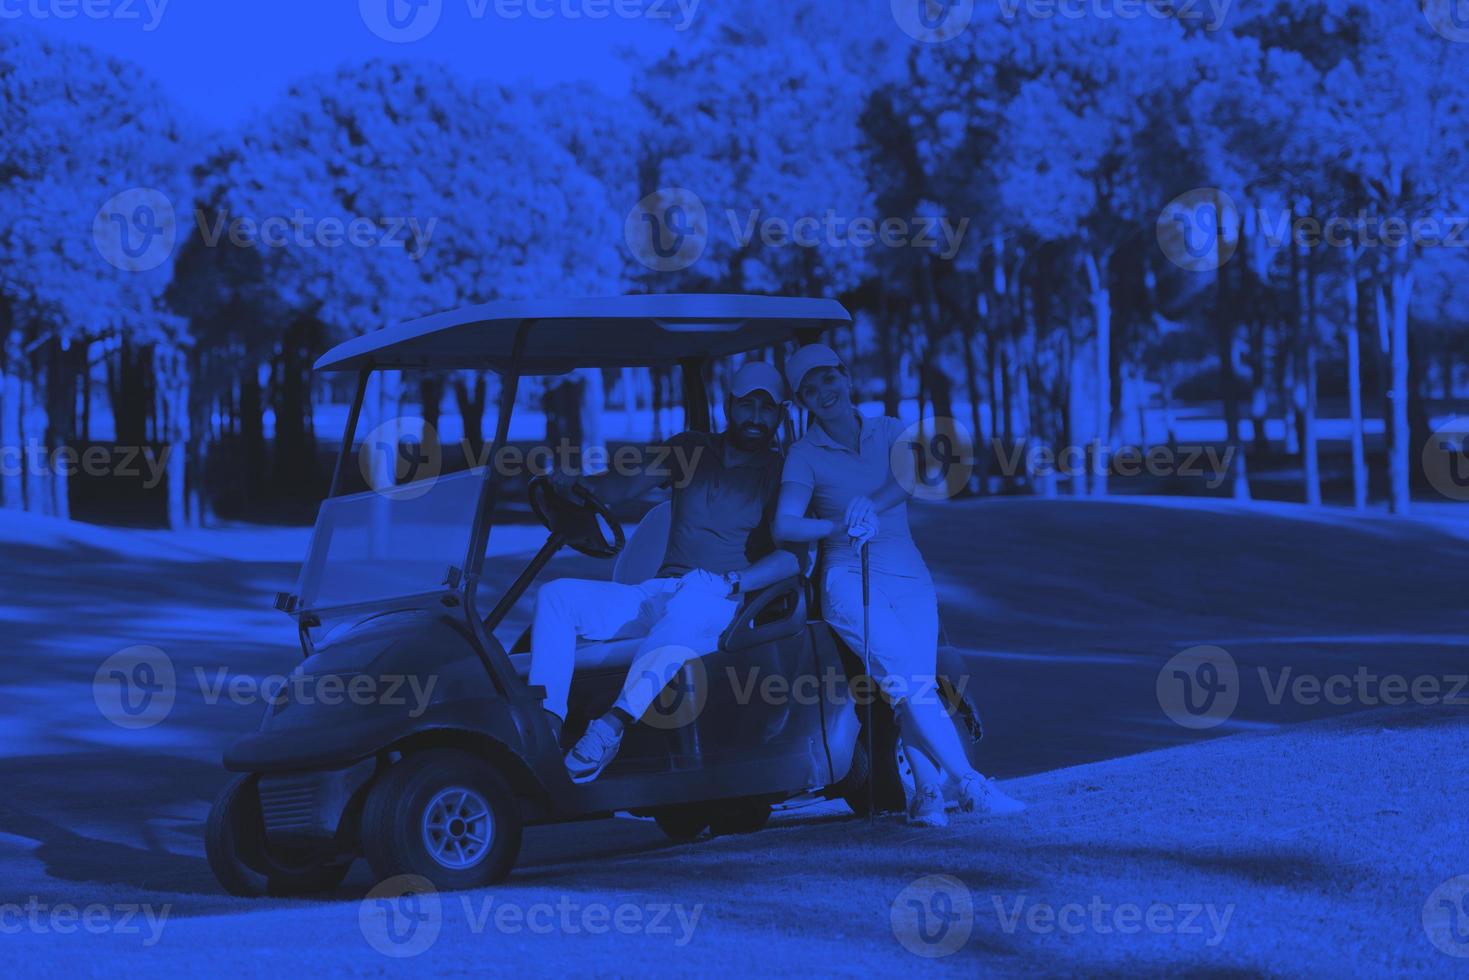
[708,799,772,836]
[206,774,353,898]
[654,805,710,842]
[361,749,522,890]
[837,739,874,816]
[837,716,908,816]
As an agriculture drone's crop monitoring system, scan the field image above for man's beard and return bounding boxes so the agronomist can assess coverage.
[727,422,774,452]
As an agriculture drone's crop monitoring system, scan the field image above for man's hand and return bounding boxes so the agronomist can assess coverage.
[677,568,727,596]
[548,469,586,501]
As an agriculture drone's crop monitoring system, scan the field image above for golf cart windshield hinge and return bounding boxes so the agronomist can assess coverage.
[274,592,298,614]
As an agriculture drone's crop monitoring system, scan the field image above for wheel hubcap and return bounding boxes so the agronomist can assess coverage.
[421,787,493,870]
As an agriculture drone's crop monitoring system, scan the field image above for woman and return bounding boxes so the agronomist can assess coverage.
[773,344,1024,827]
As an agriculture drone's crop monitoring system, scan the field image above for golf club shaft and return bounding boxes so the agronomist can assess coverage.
[861,541,874,821]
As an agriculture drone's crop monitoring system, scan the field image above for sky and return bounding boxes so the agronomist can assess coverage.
[13,0,685,123]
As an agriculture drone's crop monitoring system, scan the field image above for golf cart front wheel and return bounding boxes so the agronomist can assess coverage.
[206,774,353,898]
[361,749,522,890]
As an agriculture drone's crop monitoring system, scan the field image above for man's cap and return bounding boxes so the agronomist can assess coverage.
[730,361,786,402]
[784,343,844,395]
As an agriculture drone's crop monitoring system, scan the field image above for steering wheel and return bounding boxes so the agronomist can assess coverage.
[527,475,626,559]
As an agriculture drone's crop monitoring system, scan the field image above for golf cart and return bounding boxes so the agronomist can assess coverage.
[206,294,984,896]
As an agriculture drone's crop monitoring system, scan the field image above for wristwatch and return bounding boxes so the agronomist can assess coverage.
[723,570,742,597]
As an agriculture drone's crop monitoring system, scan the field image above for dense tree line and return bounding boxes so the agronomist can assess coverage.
[1,2,1465,527]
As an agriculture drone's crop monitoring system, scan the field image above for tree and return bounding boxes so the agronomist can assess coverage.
[0,27,194,519]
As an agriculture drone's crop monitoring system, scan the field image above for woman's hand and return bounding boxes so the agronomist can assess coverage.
[845,495,880,546]
[845,496,878,531]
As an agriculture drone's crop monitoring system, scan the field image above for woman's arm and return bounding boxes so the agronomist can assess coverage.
[773,481,835,544]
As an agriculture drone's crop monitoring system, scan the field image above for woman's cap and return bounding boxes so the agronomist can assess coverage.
[785,343,843,395]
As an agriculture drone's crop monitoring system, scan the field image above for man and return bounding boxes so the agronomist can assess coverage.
[529,361,802,783]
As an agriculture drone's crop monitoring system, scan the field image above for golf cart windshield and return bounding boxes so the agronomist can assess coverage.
[295,468,483,614]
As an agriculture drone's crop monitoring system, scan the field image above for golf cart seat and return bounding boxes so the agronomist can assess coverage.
[611,500,672,585]
[506,501,673,679]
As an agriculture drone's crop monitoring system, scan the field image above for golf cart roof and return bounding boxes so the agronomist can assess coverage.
[313,294,852,374]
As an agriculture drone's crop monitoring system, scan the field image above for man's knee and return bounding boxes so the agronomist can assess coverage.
[535,579,575,618]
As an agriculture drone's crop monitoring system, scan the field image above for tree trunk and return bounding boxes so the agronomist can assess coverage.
[454,371,488,464]
[1214,213,1250,500]
[46,337,78,521]
[2,330,24,510]
[651,367,665,443]
[187,356,212,530]
[1407,332,1431,497]
[620,367,637,440]
[1385,245,1414,515]
[1300,233,1320,507]
[419,375,444,437]
[1342,257,1368,511]
[1239,216,1270,458]
[19,346,48,516]
[155,344,190,531]
[961,303,988,495]
[1082,250,1111,497]
[239,364,266,503]
[110,341,152,450]
[1249,320,1270,456]
[1068,328,1094,496]
[880,315,901,418]
[273,320,318,500]
[579,367,605,473]
[1281,340,1300,457]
